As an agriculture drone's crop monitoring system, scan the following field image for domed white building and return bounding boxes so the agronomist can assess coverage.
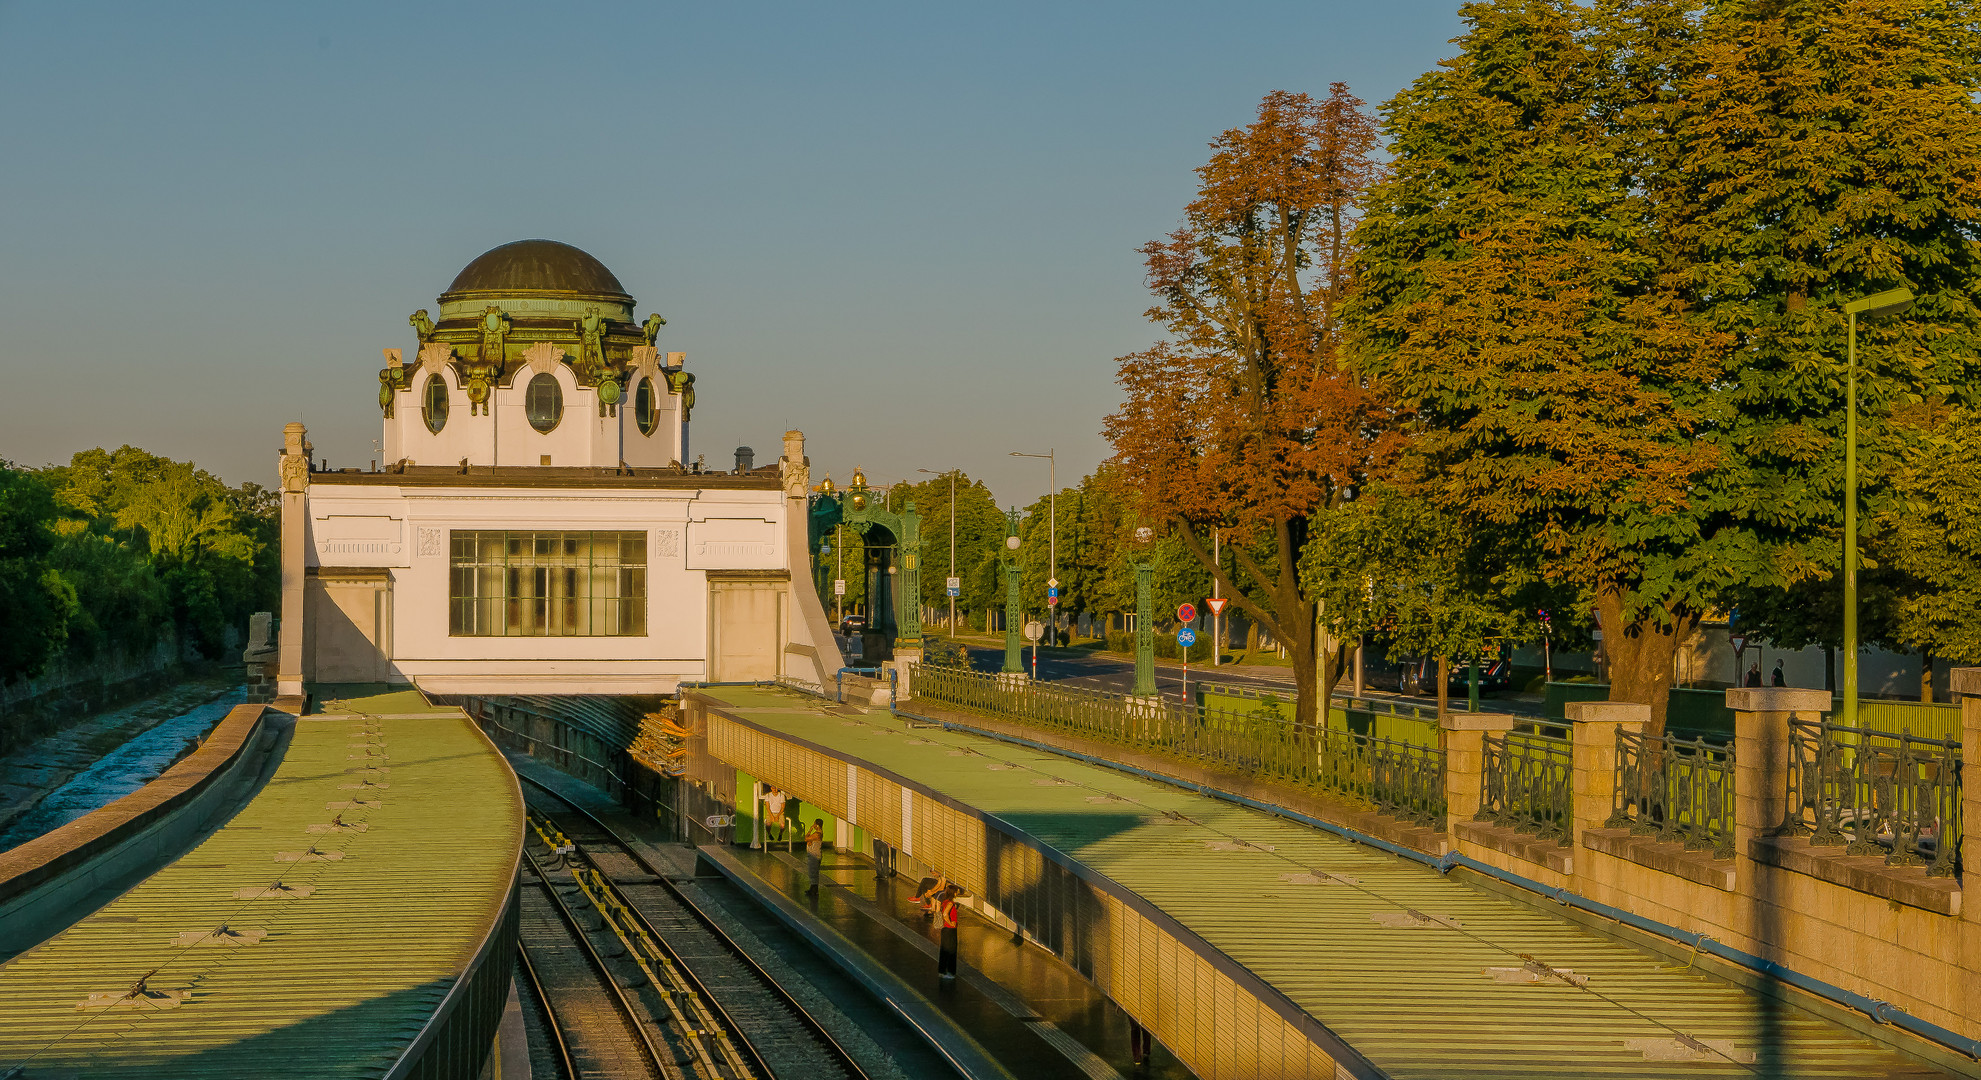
[273,241,841,698]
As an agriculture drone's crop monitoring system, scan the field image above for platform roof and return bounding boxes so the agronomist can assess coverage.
[695,685,1951,1080]
[0,693,521,1079]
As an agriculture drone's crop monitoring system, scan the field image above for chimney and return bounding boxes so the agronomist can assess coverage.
[734,446,755,473]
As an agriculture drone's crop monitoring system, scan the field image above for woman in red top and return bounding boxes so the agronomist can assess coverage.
[936,886,960,979]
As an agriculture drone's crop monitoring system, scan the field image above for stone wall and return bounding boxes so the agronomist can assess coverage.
[1444,686,1978,1053]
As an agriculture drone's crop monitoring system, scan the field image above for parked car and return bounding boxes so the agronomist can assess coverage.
[1395,655,1512,697]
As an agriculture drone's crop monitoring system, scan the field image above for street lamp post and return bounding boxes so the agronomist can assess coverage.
[1840,286,1914,729]
[1003,508,1024,675]
[1009,450,1055,638]
[1132,526,1156,697]
[918,468,957,635]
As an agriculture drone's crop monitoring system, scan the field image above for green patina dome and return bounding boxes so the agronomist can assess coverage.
[440,239,632,304]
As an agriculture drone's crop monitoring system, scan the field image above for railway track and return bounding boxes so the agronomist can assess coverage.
[520,776,875,1080]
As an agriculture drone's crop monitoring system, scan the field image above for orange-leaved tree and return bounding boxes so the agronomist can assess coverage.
[1104,86,1390,729]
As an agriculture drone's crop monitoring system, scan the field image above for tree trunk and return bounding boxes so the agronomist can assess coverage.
[1823,646,1835,692]
[1921,650,1934,703]
[1436,656,1449,721]
[1595,587,1696,738]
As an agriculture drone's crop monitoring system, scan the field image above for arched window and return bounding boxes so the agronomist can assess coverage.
[526,373,563,433]
[422,374,449,433]
[635,377,657,436]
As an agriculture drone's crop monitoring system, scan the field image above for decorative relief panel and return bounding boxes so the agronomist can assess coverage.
[656,528,682,559]
[417,526,444,558]
[312,515,407,566]
[685,518,777,569]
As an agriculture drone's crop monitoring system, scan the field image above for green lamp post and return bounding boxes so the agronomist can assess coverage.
[1132,525,1157,698]
[1840,286,1914,729]
[1003,508,1024,675]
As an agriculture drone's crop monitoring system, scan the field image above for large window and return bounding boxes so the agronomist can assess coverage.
[449,531,646,636]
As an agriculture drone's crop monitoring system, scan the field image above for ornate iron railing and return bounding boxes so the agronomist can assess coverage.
[1477,730,1572,843]
[911,663,1445,827]
[1783,718,1962,878]
[1609,729,1734,858]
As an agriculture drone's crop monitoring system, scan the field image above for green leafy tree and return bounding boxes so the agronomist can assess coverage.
[0,466,73,683]
[1872,402,1981,666]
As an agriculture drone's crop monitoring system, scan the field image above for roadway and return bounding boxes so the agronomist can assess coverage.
[952,640,1552,719]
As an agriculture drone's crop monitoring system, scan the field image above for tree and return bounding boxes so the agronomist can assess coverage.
[0,466,72,683]
[1872,402,1981,666]
[1671,0,1981,697]
[1105,85,1388,728]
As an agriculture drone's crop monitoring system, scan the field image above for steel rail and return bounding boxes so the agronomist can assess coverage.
[515,942,580,1080]
[519,775,876,1080]
[521,844,679,1079]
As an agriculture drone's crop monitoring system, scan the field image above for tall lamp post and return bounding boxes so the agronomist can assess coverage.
[1002,508,1024,675]
[1132,526,1156,698]
[1840,286,1914,729]
[918,468,957,635]
[1009,450,1055,637]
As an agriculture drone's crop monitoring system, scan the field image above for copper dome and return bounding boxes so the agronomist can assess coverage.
[440,240,631,302]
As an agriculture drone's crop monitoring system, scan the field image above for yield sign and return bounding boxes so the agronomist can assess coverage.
[1206,597,1228,617]
[1730,634,1748,655]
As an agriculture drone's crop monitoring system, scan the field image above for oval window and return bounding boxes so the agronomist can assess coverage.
[526,373,563,433]
[635,377,657,436]
[422,374,449,433]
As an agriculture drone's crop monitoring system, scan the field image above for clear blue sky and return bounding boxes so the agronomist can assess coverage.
[0,1,1465,504]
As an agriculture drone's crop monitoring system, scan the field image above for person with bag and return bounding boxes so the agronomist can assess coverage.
[936,886,961,980]
[804,818,826,895]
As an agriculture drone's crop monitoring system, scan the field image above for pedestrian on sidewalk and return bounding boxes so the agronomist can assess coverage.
[936,886,960,979]
[804,818,825,895]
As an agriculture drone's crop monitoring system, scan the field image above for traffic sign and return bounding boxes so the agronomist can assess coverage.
[947,586,960,597]
[1047,587,1058,598]
[1206,597,1228,616]
[833,579,846,596]
[946,576,961,590]
[1730,634,1748,655]
[1046,595,1059,606]
[1047,577,1059,588]
[1177,627,1197,647]
[1023,621,1045,641]
[1176,603,1197,624]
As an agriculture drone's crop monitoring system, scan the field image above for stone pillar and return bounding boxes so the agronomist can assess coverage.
[1565,701,1647,849]
[1441,711,1518,835]
[1951,668,1981,1030]
[275,423,310,703]
[1726,687,1830,893]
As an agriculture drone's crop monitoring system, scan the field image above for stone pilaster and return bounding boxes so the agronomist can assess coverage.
[275,423,310,702]
[1565,701,1647,849]
[1726,687,1830,894]
[1440,711,1518,836]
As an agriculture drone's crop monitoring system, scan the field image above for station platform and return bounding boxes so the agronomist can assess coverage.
[0,688,522,1079]
[687,684,1954,1080]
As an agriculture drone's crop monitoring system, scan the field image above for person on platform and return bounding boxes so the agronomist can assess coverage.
[763,787,788,847]
[1772,660,1787,687]
[1745,661,1763,687]
[937,886,961,979]
[912,873,947,921]
[804,818,825,896]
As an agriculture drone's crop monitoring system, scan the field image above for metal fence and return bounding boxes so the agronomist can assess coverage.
[1610,729,1734,858]
[912,663,1445,827]
[1784,717,1962,878]
[1477,730,1572,844]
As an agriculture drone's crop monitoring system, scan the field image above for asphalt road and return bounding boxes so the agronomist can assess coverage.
[954,641,1550,718]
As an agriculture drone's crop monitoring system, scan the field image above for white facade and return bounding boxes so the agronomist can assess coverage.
[274,240,836,699]
[382,345,690,470]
